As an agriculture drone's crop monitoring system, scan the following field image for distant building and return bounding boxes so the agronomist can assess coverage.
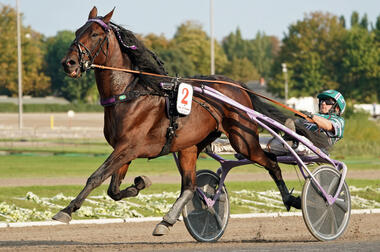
[246,79,319,113]
[354,104,380,118]
[0,96,69,105]
[287,97,318,113]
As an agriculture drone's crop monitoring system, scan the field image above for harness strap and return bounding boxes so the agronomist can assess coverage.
[100,89,160,107]
[156,89,179,157]
[193,98,220,131]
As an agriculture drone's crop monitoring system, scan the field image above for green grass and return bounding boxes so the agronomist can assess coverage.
[330,113,380,157]
[0,139,113,155]
[0,103,103,113]
[1,154,379,179]
[0,155,218,178]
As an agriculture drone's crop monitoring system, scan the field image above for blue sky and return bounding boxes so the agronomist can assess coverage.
[1,0,379,41]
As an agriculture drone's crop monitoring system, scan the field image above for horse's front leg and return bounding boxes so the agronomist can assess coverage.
[152,146,198,236]
[52,148,134,223]
[107,161,152,201]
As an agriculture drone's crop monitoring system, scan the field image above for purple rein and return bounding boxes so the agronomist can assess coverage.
[86,18,137,50]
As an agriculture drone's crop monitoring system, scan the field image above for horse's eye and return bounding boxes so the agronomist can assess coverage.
[92,33,99,38]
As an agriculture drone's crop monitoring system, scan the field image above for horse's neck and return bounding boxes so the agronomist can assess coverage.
[94,41,134,99]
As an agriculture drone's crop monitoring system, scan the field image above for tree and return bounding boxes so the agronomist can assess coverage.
[172,21,227,75]
[222,29,279,79]
[248,32,279,79]
[142,33,195,76]
[223,57,260,83]
[338,26,380,102]
[360,14,369,30]
[143,33,169,52]
[268,12,346,97]
[351,11,360,27]
[44,31,96,102]
[0,5,50,97]
[373,15,380,43]
[156,48,196,77]
[339,15,346,28]
[222,28,250,61]
[373,15,380,101]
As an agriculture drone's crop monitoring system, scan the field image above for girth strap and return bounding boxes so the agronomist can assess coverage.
[156,91,179,157]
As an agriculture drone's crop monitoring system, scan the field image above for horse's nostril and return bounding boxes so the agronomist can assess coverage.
[67,59,77,66]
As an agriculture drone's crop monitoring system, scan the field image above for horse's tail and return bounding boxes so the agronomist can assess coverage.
[241,83,330,150]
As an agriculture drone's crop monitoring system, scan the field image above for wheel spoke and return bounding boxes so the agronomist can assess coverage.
[307,197,324,209]
[312,208,329,232]
[326,176,339,195]
[315,172,321,184]
[200,212,210,236]
[334,197,348,213]
[329,208,338,234]
[208,206,223,229]
[189,209,206,217]
[217,191,227,203]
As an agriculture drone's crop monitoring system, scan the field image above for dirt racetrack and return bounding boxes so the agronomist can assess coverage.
[1,213,380,251]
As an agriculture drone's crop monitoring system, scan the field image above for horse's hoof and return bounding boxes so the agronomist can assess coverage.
[292,196,301,209]
[52,211,72,224]
[284,195,301,211]
[152,221,170,236]
[135,175,152,190]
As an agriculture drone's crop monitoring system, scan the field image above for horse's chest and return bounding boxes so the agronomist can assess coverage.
[103,113,121,147]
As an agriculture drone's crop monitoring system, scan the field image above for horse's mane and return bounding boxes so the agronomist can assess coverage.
[110,22,168,92]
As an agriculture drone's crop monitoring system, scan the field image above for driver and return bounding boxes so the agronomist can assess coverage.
[266,90,346,156]
[291,89,346,147]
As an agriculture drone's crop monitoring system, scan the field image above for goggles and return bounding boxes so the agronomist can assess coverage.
[319,98,336,105]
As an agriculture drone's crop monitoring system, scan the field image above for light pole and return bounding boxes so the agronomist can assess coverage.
[282,63,288,105]
[16,0,23,129]
[210,0,215,75]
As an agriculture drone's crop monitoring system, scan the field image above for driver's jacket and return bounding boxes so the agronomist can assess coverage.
[303,113,345,145]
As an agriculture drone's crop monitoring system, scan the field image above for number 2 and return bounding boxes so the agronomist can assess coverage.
[181,88,189,105]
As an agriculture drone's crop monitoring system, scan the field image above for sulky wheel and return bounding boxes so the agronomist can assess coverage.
[302,165,351,241]
[182,169,230,242]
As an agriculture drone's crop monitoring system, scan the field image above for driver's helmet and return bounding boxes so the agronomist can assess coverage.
[317,90,346,115]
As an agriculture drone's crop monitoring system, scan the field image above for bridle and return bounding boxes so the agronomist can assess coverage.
[72,18,111,72]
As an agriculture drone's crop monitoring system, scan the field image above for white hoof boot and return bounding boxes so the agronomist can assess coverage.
[152,221,170,236]
[52,211,71,224]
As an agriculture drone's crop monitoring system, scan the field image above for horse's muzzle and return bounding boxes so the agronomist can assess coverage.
[61,55,82,78]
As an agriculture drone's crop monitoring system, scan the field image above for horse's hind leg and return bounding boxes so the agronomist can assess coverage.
[107,162,152,201]
[253,150,301,210]
[230,132,301,211]
[152,146,197,236]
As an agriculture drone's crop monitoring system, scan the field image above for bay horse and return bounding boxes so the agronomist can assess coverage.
[55,7,328,235]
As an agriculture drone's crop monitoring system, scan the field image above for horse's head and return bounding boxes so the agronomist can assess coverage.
[61,7,114,78]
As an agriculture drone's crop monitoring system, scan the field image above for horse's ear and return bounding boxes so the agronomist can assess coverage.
[88,6,98,19]
[102,7,115,24]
